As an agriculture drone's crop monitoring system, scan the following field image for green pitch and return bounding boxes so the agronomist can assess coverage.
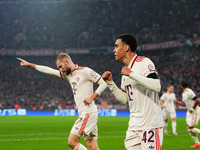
[0,116,199,150]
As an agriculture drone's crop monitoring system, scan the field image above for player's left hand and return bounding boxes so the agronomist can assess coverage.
[121,67,131,76]
[83,96,93,105]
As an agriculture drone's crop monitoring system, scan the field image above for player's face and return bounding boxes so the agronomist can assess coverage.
[113,39,126,61]
[56,59,71,75]
[168,86,174,93]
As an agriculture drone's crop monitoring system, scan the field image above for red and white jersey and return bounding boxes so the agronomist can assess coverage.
[160,92,176,112]
[60,65,101,114]
[121,55,163,130]
[182,88,200,113]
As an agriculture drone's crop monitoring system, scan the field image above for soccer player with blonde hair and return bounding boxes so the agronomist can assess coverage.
[17,53,107,150]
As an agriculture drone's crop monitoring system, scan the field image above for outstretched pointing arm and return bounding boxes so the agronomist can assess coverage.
[17,57,62,78]
[17,57,36,68]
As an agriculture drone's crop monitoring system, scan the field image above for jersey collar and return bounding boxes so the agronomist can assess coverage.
[128,54,138,69]
[71,64,79,73]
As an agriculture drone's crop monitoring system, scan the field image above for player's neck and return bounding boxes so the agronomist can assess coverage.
[123,52,136,66]
[70,63,76,72]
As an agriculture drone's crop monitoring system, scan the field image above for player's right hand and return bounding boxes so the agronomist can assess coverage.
[17,57,30,67]
[102,71,112,82]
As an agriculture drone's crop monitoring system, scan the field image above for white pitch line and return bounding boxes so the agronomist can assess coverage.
[0,137,66,142]
[0,132,67,137]
[0,131,124,137]
[0,135,125,142]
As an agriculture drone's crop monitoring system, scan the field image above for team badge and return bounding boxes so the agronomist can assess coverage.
[76,77,80,82]
[90,71,98,79]
[148,64,156,72]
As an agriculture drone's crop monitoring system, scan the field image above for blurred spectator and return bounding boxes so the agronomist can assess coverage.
[0,47,199,110]
[0,0,199,49]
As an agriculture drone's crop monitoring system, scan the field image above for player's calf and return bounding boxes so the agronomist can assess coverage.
[68,133,82,149]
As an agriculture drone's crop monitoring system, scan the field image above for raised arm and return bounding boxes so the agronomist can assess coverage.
[17,57,62,78]
[121,67,161,93]
[102,71,128,104]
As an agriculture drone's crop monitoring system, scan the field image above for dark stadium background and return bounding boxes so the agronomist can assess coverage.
[0,0,199,112]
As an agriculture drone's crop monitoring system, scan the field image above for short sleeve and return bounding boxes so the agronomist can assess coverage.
[160,93,165,101]
[189,89,196,100]
[182,93,187,102]
[173,93,177,100]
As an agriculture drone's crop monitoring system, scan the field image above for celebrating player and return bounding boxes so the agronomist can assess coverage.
[102,34,163,150]
[17,53,107,150]
[160,85,178,135]
[175,81,200,148]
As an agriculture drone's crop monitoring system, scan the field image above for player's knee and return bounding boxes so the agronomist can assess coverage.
[68,138,76,148]
[87,144,98,150]
[188,126,194,132]
[172,118,176,122]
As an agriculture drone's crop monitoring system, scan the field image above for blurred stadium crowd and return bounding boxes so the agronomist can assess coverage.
[0,47,199,110]
[0,0,200,110]
[0,0,199,49]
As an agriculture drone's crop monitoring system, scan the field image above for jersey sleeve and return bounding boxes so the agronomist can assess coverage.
[82,67,107,96]
[189,89,196,100]
[173,93,177,101]
[142,58,158,77]
[120,76,126,93]
[35,65,68,80]
[83,67,102,83]
[182,93,188,102]
[160,93,165,101]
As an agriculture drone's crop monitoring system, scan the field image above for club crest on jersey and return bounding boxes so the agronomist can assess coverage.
[76,77,80,82]
[90,71,98,79]
[148,64,156,72]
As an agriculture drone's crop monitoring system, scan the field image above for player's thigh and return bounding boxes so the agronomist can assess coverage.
[163,110,170,120]
[127,144,141,150]
[124,130,141,149]
[83,112,98,140]
[140,128,163,150]
[186,112,199,126]
[70,112,97,138]
[85,139,99,150]
[170,112,176,120]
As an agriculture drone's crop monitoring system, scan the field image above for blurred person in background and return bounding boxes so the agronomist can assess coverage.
[175,81,200,148]
[160,85,178,135]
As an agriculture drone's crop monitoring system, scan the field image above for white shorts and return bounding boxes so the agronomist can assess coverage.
[70,112,98,140]
[125,128,163,150]
[186,111,200,127]
[163,110,176,120]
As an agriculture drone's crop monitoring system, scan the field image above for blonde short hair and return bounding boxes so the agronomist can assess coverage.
[56,53,72,62]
